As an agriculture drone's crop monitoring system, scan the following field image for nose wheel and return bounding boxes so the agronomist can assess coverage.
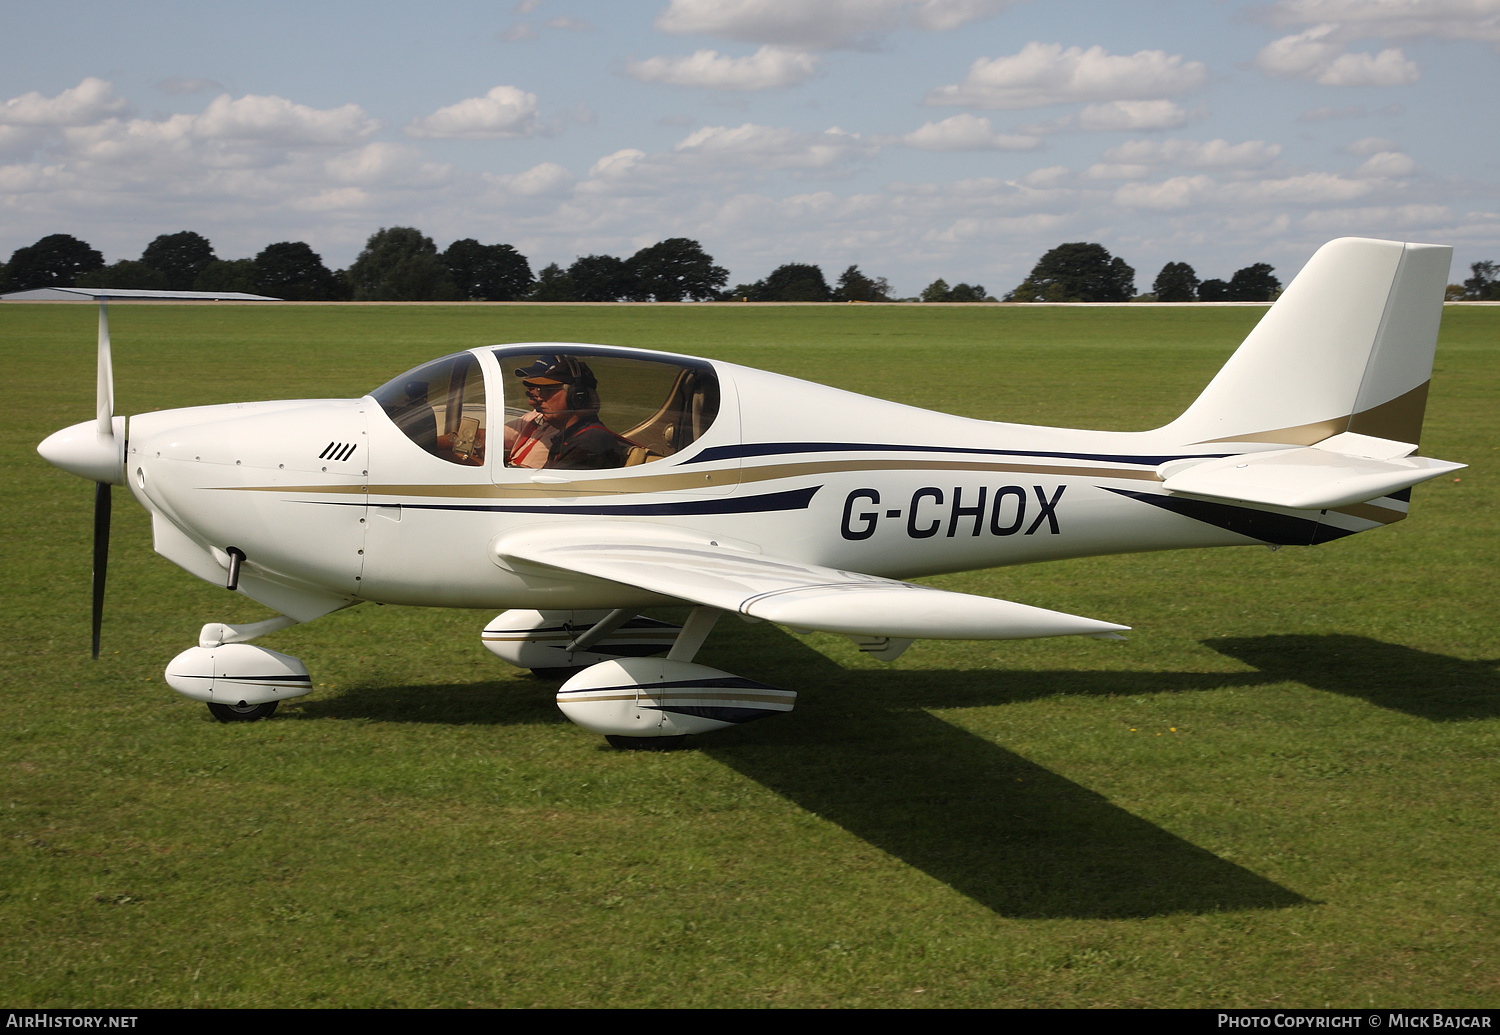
[207,701,280,723]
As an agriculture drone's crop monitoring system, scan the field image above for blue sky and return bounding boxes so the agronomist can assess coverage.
[3,0,1497,296]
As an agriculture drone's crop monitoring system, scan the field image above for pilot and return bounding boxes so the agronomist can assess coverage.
[504,397,558,469]
[509,355,631,470]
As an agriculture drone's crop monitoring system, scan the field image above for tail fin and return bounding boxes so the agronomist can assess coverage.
[1161,238,1451,447]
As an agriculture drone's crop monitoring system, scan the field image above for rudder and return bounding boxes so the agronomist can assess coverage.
[1160,238,1451,447]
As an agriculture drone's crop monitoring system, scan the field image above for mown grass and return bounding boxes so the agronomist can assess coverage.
[2,301,1495,1008]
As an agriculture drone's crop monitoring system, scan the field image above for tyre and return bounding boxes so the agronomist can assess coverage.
[207,701,279,723]
[530,667,587,681]
[605,734,691,751]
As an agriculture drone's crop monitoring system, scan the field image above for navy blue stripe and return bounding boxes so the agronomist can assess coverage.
[645,705,786,724]
[560,676,785,695]
[1103,486,1355,546]
[683,441,1230,467]
[336,485,821,517]
[219,674,312,685]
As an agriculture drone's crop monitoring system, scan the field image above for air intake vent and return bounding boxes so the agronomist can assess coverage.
[319,442,358,462]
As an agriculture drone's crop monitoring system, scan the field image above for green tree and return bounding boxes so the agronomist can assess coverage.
[627,238,728,301]
[75,260,170,290]
[567,254,633,302]
[346,227,460,301]
[1226,263,1280,302]
[252,241,346,300]
[747,263,830,301]
[1008,242,1135,302]
[1152,262,1199,302]
[921,278,952,302]
[946,282,989,302]
[140,231,216,291]
[194,258,259,294]
[1463,261,1500,300]
[530,263,578,301]
[1198,278,1229,301]
[443,239,533,301]
[832,265,891,302]
[4,234,105,291]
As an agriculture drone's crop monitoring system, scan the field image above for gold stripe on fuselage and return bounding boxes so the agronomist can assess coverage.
[222,456,1163,499]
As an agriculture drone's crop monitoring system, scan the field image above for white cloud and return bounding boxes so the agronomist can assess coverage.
[624,46,822,90]
[1116,171,1379,211]
[672,123,877,170]
[0,78,127,126]
[1355,151,1416,177]
[324,143,450,187]
[1315,47,1421,85]
[1343,136,1396,154]
[1023,165,1071,188]
[1256,25,1419,85]
[405,86,540,139]
[653,0,1016,50]
[1104,138,1282,169]
[486,161,576,197]
[1266,0,1500,46]
[1074,100,1191,131]
[1299,203,1452,231]
[196,94,380,144]
[1256,23,1344,76]
[1082,163,1150,180]
[907,0,1019,31]
[926,43,1208,109]
[589,148,648,180]
[0,125,43,157]
[899,114,1039,150]
[1114,174,1217,211]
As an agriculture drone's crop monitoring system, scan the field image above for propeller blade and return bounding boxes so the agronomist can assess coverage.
[92,481,111,659]
[97,300,114,436]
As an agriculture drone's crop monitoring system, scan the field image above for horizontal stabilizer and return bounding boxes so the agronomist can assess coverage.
[1160,432,1464,510]
[494,522,1127,641]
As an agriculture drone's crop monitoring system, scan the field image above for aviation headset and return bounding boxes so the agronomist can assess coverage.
[517,355,600,413]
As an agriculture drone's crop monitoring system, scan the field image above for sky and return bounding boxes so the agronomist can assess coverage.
[3,0,1498,297]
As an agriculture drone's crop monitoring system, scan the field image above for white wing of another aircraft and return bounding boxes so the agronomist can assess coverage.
[494,521,1129,641]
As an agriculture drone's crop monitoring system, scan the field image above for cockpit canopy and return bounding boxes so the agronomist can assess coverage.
[370,348,719,470]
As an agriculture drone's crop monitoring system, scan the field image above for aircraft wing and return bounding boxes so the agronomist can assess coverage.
[494,521,1127,641]
[1161,432,1465,510]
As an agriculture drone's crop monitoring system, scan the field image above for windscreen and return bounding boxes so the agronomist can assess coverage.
[370,352,488,466]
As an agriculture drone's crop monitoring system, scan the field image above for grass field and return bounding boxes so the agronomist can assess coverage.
[2,301,1495,1008]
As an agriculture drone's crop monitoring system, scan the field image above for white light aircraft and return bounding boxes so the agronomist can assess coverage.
[38,238,1465,746]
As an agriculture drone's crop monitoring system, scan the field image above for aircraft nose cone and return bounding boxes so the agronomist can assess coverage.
[38,418,126,484]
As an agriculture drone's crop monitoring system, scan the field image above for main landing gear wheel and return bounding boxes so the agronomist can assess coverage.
[207,701,279,723]
[605,734,691,752]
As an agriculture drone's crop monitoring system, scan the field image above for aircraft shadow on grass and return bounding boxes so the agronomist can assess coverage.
[301,622,1317,920]
[297,627,1495,919]
[1205,635,1500,722]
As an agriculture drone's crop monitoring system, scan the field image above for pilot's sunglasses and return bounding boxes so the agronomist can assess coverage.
[523,382,565,396]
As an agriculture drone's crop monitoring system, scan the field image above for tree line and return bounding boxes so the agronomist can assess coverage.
[1003,242,1283,303]
[7,228,1497,303]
